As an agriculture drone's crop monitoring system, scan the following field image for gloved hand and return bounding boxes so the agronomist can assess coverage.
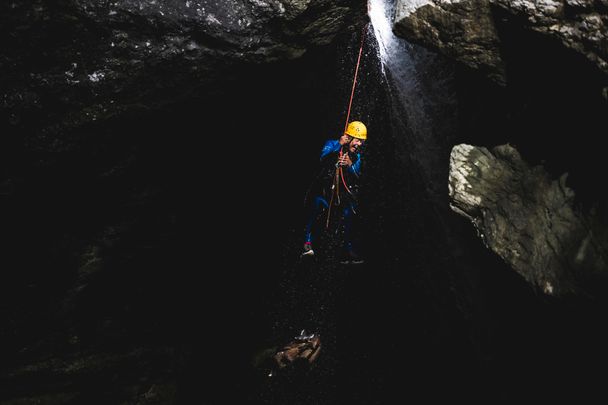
[337,153,353,167]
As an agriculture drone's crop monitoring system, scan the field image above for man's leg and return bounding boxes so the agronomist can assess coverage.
[341,202,363,263]
[303,196,328,255]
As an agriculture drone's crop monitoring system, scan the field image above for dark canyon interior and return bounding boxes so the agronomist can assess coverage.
[1,2,607,404]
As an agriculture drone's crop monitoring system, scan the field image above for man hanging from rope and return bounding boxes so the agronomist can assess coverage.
[302,121,367,264]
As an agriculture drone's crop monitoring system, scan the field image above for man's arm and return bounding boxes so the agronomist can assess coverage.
[337,153,361,176]
[320,140,341,160]
[350,155,361,176]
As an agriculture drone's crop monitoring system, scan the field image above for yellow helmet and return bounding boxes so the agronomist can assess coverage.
[345,121,367,140]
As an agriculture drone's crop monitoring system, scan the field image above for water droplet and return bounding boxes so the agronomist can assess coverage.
[87,71,105,83]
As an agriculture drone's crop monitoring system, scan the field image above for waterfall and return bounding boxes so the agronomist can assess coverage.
[368,0,457,202]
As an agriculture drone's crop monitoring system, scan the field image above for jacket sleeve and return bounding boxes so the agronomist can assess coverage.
[349,154,361,176]
[320,140,341,160]
[320,140,361,176]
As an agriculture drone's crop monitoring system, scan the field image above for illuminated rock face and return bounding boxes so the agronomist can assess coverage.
[449,143,608,296]
[0,0,366,140]
[393,0,607,84]
[390,0,608,296]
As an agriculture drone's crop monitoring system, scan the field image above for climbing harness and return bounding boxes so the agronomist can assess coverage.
[326,22,369,229]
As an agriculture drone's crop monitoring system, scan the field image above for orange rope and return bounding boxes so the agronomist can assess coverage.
[340,164,353,195]
[343,23,369,134]
[326,23,368,228]
[340,23,368,197]
[325,166,340,229]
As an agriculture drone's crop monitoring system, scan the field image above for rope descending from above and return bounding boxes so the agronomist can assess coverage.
[326,22,368,229]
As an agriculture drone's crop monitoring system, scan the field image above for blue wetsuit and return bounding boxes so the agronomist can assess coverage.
[320,140,362,176]
[304,139,362,251]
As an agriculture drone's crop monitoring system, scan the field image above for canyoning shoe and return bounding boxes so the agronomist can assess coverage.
[302,243,314,257]
[340,250,364,265]
[350,253,364,264]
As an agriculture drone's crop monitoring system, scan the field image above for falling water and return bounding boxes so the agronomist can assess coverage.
[368,0,457,202]
[369,0,428,136]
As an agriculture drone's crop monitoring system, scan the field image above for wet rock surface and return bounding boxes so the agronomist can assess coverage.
[393,0,608,84]
[0,0,366,143]
[394,0,505,82]
[390,0,607,300]
[449,143,608,296]
[1,346,178,404]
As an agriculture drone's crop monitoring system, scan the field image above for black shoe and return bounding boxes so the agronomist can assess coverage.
[350,252,364,264]
[302,243,314,257]
[340,250,364,264]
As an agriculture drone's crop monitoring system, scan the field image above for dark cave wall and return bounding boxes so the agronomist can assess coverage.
[0,1,371,402]
[0,0,367,330]
[451,7,608,296]
[456,9,607,200]
[2,1,608,404]
[393,0,608,206]
[388,0,608,401]
[391,0,608,292]
[0,20,391,401]
[0,0,367,142]
[394,0,608,86]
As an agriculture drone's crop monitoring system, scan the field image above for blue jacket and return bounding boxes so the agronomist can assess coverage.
[320,140,361,177]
